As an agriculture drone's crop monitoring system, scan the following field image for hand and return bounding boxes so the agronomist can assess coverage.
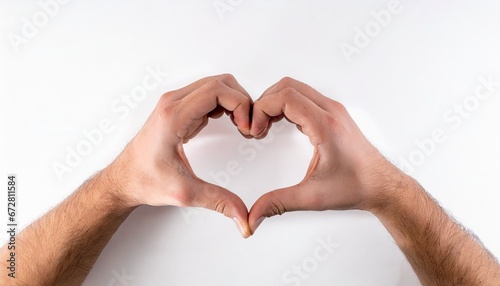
[105,74,253,238]
[248,77,402,233]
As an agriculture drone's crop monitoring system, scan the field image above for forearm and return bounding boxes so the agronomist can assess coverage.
[0,168,136,286]
[371,173,500,285]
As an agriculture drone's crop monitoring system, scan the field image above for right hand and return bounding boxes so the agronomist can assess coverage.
[248,77,404,233]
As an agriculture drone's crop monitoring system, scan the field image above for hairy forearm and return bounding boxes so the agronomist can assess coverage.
[0,168,136,286]
[372,174,500,285]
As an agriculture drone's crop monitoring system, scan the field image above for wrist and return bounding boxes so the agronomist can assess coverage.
[361,166,432,250]
[358,155,421,215]
[98,161,141,211]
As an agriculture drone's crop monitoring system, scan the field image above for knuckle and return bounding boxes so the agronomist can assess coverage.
[156,101,176,122]
[278,87,299,101]
[330,100,347,113]
[269,201,287,216]
[158,100,176,119]
[324,112,346,133]
[217,73,236,82]
[214,200,228,216]
[159,91,176,103]
[324,112,338,127]
[241,95,252,107]
[205,79,225,91]
[276,76,296,90]
[265,192,288,216]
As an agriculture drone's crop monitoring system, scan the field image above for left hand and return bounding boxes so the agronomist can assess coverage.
[106,74,253,238]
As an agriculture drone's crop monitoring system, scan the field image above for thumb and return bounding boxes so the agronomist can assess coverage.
[192,181,250,238]
[248,183,311,235]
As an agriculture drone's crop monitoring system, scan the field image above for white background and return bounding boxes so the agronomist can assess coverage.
[1,1,499,285]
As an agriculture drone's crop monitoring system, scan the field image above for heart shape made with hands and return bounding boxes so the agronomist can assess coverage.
[185,116,312,233]
[134,75,381,239]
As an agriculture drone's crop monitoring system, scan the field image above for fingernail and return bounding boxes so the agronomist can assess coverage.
[233,217,247,238]
[252,216,266,234]
[240,128,250,136]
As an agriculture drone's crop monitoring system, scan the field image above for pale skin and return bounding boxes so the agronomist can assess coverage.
[1,75,499,285]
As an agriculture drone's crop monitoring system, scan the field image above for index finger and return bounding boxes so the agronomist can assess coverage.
[177,79,252,138]
[166,74,252,102]
[250,87,329,145]
[259,77,336,113]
